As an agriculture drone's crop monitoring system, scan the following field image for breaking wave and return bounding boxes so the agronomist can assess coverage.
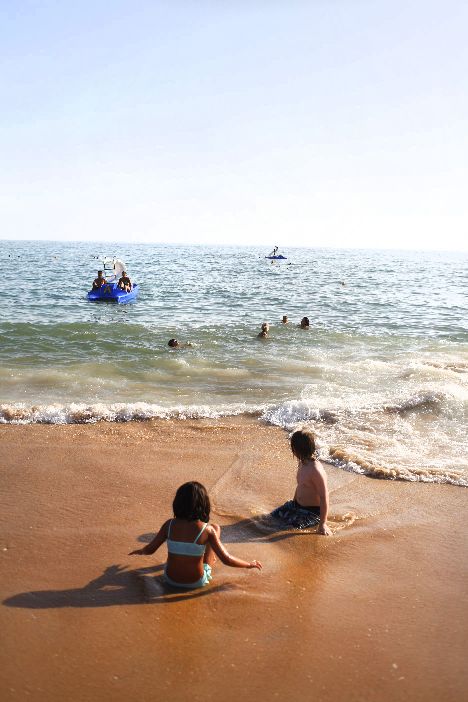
[261,395,467,487]
[0,402,261,425]
[325,446,467,487]
[1,392,466,487]
[384,392,446,415]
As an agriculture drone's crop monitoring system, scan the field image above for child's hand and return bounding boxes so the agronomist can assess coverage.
[317,523,332,536]
[249,560,263,570]
[129,548,146,555]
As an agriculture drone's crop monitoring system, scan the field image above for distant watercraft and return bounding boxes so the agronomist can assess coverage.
[265,246,287,260]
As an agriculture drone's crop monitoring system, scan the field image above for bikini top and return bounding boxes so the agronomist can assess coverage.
[166,519,208,557]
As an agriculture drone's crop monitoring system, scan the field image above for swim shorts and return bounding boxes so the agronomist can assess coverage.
[270,499,321,529]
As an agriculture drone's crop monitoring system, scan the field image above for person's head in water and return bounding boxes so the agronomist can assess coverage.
[300,317,310,329]
[258,322,269,338]
[172,481,211,522]
[290,430,316,462]
[282,315,288,324]
[168,338,180,348]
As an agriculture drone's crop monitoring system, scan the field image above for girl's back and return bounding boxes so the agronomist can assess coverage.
[129,481,262,588]
[165,518,210,584]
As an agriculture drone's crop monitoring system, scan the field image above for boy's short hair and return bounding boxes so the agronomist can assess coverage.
[173,481,211,522]
[290,430,316,461]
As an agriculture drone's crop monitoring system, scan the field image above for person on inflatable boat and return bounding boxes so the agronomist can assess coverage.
[118,271,132,292]
[92,271,107,289]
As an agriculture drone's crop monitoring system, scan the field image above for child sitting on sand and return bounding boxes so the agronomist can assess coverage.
[129,481,262,588]
[271,430,332,534]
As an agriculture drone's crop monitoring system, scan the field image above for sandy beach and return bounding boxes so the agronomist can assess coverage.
[1,418,467,702]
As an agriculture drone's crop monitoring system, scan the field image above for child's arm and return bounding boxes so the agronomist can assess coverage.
[314,463,332,536]
[207,527,262,570]
[129,520,170,556]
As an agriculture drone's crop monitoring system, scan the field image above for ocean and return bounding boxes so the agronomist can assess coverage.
[1,240,467,486]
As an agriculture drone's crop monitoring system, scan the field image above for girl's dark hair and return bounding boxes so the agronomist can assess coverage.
[172,481,211,522]
[290,430,316,462]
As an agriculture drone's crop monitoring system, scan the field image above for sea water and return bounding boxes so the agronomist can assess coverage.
[1,240,467,485]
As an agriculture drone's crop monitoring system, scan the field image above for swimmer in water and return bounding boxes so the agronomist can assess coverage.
[168,339,193,349]
[257,322,269,338]
[282,315,289,324]
[299,317,310,329]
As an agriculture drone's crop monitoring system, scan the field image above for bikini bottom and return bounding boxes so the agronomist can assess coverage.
[164,563,212,589]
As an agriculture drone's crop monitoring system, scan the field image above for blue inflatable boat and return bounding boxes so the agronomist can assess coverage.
[87,281,139,304]
[87,257,139,304]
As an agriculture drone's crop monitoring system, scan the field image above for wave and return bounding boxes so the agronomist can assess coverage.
[423,361,468,374]
[0,402,262,425]
[326,446,467,487]
[262,397,467,487]
[383,392,446,415]
[1,389,464,426]
[262,401,339,427]
[262,389,466,426]
[1,393,466,487]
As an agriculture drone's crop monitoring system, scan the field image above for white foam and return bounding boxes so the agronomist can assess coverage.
[1,396,466,487]
[261,400,321,429]
[0,401,262,425]
[324,449,468,487]
[259,398,468,487]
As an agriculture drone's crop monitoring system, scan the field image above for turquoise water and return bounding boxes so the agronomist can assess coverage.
[1,240,467,485]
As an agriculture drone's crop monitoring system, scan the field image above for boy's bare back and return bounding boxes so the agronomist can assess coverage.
[295,458,327,507]
[287,429,332,535]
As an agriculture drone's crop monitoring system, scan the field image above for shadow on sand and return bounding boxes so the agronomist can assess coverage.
[3,564,236,610]
[4,518,314,611]
[138,514,317,547]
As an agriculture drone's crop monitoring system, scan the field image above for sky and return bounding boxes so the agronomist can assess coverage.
[1,1,467,251]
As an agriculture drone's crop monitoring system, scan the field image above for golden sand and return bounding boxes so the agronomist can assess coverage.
[1,419,467,702]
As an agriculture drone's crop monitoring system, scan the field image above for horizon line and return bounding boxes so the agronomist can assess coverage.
[1,237,467,255]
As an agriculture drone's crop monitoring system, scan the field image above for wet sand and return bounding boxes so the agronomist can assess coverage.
[1,418,467,702]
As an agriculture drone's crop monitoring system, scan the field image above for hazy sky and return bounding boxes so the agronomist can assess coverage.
[1,1,467,250]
